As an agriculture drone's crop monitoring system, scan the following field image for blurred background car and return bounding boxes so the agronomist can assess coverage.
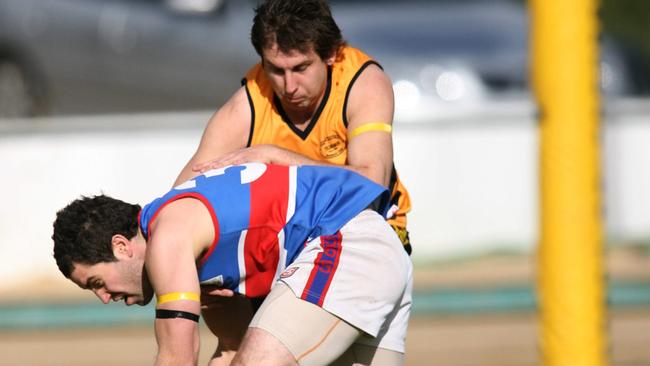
[0,0,258,117]
[0,0,646,119]
[332,0,645,122]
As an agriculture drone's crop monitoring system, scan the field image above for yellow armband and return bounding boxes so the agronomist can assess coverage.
[349,122,392,139]
[157,292,200,305]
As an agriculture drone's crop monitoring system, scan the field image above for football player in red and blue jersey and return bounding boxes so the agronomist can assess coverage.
[53,163,412,366]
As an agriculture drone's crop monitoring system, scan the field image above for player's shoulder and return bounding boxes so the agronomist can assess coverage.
[337,47,389,88]
[206,85,252,139]
[357,63,390,86]
[346,62,393,113]
[149,196,213,240]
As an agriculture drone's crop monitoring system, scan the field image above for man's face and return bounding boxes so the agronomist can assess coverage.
[69,256,153,306]
[262,43,334,113]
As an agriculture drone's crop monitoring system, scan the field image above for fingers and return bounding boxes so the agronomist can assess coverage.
[201,287,235,298]
[195,159,229,172]
[192,148,263,173]
[213,289,235,297]
[192,159,218,172]
[200,289,238,310]
[193,158,231,173]
[192,154,245,173]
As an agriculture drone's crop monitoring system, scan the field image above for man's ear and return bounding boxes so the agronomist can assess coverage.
[112,234,133,259]
[325,52,336,66]
[324,46,341,66]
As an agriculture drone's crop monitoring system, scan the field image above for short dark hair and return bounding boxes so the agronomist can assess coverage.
[251,0,345,61]
[52,195,141,278]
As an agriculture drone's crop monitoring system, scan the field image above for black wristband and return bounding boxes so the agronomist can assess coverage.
[156,309,200,323]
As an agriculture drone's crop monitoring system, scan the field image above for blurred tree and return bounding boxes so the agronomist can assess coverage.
[518,0,650,93]
[601,0,650,51]
[600,0,650,93]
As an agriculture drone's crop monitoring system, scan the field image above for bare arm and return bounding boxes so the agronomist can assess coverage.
[193,64,396,187]
[174,87,252,186]
[146,198,216,365]
[191,144,322,170]
[344,63,395,187]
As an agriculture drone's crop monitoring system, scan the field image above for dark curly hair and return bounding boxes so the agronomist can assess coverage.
[52,195,141,278]
[251,0,346,61]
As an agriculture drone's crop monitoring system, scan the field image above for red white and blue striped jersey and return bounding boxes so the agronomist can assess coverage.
[139,163,387,298]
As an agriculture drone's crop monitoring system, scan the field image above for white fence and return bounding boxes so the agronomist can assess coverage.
[1,99,649,287]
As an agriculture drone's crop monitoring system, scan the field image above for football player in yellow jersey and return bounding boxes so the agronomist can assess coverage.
[176,1,411,253]
[175,1,413,364]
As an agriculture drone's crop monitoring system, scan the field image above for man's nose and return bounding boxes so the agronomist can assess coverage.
[93,288,111,304]
[284,72,298,94]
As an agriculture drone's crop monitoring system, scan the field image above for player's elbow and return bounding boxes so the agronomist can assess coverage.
[351,163,391,187]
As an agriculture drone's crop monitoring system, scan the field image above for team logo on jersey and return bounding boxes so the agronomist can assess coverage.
[280,267,299,279]
[319,135,345,159]
[200,275,224,287]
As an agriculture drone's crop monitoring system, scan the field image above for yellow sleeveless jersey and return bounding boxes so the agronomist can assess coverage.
[242,46,412,252]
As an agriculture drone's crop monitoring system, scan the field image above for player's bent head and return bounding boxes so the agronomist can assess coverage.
[251,0,345,61]
[52,195,141,278]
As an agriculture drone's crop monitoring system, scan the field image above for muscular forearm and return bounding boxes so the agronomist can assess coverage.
[155,352,197,366]
[190,144,390,187]
[344,164,390,187]
[154,320,200,366]
[154,343,199,366]
[266,146,319,166]
[270,146,389,187]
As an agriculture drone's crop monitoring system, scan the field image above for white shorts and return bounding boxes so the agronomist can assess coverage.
[275,209,413,352]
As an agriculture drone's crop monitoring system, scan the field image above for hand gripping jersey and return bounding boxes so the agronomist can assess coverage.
[139,163,388,298]
[242,46,412,253]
